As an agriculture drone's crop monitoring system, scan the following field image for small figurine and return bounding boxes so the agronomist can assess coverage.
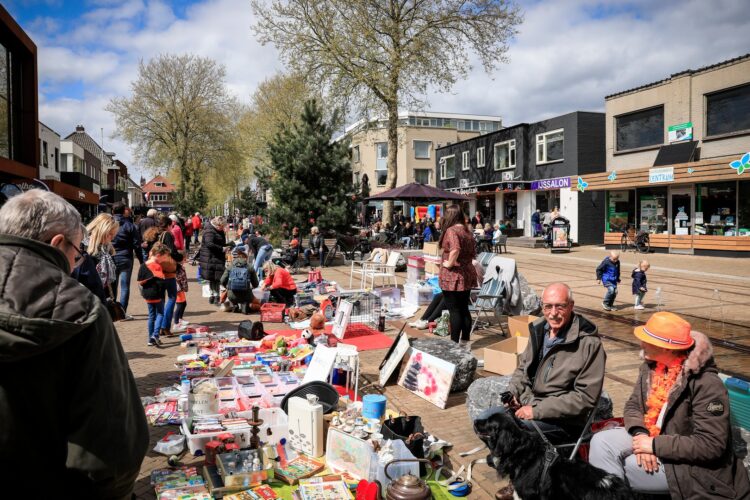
[301,328,314,345]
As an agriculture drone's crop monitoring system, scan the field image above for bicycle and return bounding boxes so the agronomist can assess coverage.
[619,224,650,253]
[323,234,372,266]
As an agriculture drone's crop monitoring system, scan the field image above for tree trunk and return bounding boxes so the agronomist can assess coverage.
[383,99,399,225]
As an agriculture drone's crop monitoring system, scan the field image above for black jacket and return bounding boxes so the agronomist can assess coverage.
[0,235,148,497]
[198,224,227,282]
[138,216,156,238]
[248,235,270,256]
[72,251,108,303]
[112,215,143,265]
[137,261,165,301]
[308,234,327,252]
[631,268,647,294]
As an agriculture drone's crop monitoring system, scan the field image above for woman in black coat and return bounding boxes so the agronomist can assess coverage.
[198,216,228,304]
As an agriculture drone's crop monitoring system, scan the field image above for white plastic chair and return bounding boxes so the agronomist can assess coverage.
[362,251,401,289]
[349,248,389,288]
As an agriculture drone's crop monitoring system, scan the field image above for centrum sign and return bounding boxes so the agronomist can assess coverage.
[531,177,570,190]
[649,167,674,183]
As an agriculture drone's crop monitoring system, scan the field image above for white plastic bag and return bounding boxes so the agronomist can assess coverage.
[202,284,211,298]
[153,432,185,456]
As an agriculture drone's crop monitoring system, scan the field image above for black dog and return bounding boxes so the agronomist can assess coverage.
[474,411,637,500]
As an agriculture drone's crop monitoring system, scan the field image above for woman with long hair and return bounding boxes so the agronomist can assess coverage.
[260,260,297,306]
[85,213,120,289]
[438,204,477,345]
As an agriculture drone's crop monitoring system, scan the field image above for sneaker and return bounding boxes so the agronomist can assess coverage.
[172,323,186,333]
[122,314,134,321]
[634,304,645,310]
[147,339,156,346]
[602,302,613,311]
[153,336,163,346]
[179,319,190,326]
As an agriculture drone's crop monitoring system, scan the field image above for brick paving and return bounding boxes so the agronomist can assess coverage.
[117,248,750,498]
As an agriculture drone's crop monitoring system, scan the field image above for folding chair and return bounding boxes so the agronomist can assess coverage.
[468,276,507,337]
[553,392,602,461]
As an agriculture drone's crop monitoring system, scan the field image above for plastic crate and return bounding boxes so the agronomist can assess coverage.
[407,265,424,283]
[726,377,750,430]
[260,303,286,322]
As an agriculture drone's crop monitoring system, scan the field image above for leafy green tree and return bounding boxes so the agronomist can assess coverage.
[264,100,355,234]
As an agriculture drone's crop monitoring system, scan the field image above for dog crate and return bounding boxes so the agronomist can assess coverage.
[335,291,381,328]
[260,303,286,323]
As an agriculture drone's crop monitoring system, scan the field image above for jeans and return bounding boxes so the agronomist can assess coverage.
[442,289,472,342]
[400,236,412,248]
[634,291,646,306]
[603,284,618,307]
[589,428,669,493]
[303,248,327,267]
[161,277,177,331]
[474,406,574,445]
[113,259,134,312]
[147,301,164,341]
[193,228,200,244]
[254,244,273,279]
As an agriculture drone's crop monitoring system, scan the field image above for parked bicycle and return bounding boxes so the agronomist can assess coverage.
[323,233,372,265]
[619,224,651,253]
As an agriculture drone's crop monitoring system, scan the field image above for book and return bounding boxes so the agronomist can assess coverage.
[273,455,325,485]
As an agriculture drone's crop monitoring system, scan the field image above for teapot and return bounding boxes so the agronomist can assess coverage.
[384,459,432,500]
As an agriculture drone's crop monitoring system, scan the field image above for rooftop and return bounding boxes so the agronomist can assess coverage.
[342,110,503,136]
[141,175,176,194]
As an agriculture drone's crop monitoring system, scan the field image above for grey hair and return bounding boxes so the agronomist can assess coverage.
[211,216,226,227]
[147,208,158,218]
[310,226,319,234]
[544,282,574,302]
[0,189,82,243]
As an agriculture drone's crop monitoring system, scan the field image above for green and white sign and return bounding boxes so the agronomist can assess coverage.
[668,122,693,143]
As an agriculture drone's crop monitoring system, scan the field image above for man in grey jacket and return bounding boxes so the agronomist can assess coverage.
[0,190,148,498]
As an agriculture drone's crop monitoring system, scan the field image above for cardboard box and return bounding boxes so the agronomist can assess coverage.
[422,242,440,257]
[507,315,538,337]
[484,336,529,375]
[424,260,441,275]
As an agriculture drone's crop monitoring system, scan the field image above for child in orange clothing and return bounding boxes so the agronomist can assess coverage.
[138,243,170,346]
[260,261,297,306]
[173,262,190,332]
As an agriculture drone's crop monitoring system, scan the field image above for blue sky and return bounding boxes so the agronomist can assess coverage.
[5,0,750,180]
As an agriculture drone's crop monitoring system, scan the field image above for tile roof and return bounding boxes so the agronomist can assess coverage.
[64,128,104,160]
[142,175,176,193]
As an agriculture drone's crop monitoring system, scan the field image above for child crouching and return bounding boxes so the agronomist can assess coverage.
[138,243,170,346]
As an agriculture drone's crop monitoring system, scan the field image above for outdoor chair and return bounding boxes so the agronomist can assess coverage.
[468,272,507,337]
[349,248,389,288]
[494,235,508,254]
[361,250,401,289]
[553,391,602,461]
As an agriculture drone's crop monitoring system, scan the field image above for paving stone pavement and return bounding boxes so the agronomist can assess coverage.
[117,248,749,499]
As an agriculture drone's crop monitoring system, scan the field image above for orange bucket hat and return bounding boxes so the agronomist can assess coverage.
[634,312,695,350]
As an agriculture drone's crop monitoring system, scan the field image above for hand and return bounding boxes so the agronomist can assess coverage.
[632,434,654,454]
[635,452,659,474]
[640,287,647,292]
[514,405,534,420]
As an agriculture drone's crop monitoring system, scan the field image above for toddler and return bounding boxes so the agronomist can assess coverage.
[631,260,649,310]
[596,250,621,311]
[138,243,169,346]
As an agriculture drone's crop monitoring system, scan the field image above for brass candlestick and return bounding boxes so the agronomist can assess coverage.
[248,405,264,450]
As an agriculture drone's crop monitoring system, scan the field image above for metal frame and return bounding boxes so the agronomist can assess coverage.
[553,392,602,461]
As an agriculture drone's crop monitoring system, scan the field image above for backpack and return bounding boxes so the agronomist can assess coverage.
[228,264,251,292]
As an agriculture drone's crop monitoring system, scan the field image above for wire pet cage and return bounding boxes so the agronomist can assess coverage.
[335,291,381,329]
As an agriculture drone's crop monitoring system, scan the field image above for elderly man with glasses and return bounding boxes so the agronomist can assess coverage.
[0,190,148,498]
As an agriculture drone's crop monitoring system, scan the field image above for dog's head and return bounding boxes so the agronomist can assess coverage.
[473,411,536,471]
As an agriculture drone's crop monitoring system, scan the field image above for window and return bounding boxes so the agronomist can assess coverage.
[493,140,516,170]
[536,130,563,163]
[739,181,750,236]
[414,169,430,184]
[54,147,59,172]
[696,182,738,236]
[462,151,470,170]
[42,140,48,167]
[352,145,360,163]
[414,140,431,159]
[440,155,456,179]
[154,181,165,187]
[376,142,388,186]
[606,190,635,231]
[637,187,668,234]
[477,147,485,168]
[706,84,750,137]
[616,106,663,151]
[151,194,167,202]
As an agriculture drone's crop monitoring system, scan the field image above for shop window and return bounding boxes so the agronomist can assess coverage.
[462,151,469,170]
[616,106,663,151]
[706,84,750,137]
[477,147,485,168]
[739,181,750,236]
[535,131,563,164]
[637,187,668,234]
[440,155,455,179]
[606,190,635,231]
[494,140,516,170]
[414,140,431,159]
[696,182,738,236]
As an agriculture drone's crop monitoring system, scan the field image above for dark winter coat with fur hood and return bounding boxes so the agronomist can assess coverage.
[624,331,750,499]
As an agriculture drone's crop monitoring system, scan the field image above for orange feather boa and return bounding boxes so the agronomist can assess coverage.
[644,358,684,437]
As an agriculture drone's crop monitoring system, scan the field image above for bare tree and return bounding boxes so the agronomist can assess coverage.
[107,54,237,212]
[252,0,522,222]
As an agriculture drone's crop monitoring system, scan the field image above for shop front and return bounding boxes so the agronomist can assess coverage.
[581,155,750,255]
[44,179,99,221]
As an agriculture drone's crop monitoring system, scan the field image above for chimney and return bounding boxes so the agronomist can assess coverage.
[140,176,145,186]
[75,125,85,132]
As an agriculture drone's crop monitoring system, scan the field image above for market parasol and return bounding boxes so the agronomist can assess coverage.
[366,182,470,204]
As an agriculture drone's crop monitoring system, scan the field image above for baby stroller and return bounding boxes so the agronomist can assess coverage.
[273,243,302,274]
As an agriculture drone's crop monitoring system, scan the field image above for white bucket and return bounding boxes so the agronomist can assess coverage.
[189,388,219,417]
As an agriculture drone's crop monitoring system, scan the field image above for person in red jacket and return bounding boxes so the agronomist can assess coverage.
[192,212,202,244]
[260,261,297,306]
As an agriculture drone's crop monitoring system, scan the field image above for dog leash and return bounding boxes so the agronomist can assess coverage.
[432,444,489,492]
[529,419,560,486]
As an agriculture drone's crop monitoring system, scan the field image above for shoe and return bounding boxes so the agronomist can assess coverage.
[634,304,645,310]
[147,339,156,346]
[160,328,173,337]
[208,296,216,305]
[241,303,249,315]
[495,484,514,500]
[172,323,186,333]
[122,314,134,321]
[179,319,190,326]
[477,359,485,368]
[410,319,429,330]
[602,302,612,311]
[218,302,229,312]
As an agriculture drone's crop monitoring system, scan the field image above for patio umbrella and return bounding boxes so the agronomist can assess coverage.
[366,182,470,204]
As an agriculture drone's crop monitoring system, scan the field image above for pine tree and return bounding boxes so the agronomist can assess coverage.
[265,99,355,234]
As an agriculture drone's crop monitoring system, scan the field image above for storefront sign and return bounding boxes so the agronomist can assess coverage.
[668,122,693,143]
[459,187,478,195]
[501,171,514,181]
[531,177,570,191]
[648,167,674,184]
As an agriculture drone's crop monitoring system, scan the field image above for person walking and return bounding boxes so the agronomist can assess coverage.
[111,202,143,320]
[192,212,202,244]
[85,213,120,312]
[0,190,148,497]
[438,204,478,346]
[632,260,650,310]
[596,250,621,311]
[198,216,228,305]
[531,209,541,237]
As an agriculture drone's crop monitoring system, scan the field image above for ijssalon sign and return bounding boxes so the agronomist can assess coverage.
[531,177,571,191]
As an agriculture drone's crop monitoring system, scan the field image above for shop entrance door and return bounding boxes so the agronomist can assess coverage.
[669,186,694,254]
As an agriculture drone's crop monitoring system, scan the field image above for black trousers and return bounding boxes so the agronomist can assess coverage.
[442,289,472,342]
[420,292,445,322]
[270,288,296,306]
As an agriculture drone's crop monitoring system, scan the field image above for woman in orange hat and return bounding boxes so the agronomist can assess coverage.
[589,312,750,498]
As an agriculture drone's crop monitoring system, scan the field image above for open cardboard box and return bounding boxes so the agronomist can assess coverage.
[507,315,538,338]
[484,336,529,375]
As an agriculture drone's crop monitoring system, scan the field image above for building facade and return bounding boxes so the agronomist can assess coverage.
[580,54,750,255]
[436,111,606,245]
[38,122,60,181]
[126,176,145,210]
[142,175,176,212]
[346,111,502,217]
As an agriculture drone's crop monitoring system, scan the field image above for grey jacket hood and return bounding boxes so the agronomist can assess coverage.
[0,234,101,361]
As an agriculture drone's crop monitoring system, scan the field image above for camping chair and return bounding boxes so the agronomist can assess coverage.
[494,235,508,254]
[468,275,507,337]
[553,392,602,461]
[362,251,401,289]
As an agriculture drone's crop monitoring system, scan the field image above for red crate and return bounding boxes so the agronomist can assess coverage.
[260,303,286,323]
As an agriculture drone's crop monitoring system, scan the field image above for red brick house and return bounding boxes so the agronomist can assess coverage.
[141,175,175,212]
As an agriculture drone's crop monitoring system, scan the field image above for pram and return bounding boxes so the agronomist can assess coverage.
[273,244,302,274]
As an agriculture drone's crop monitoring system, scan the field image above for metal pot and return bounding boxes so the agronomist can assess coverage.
[384,459,433,500]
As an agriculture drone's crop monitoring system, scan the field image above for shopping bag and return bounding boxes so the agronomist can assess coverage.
[202,284,211,298]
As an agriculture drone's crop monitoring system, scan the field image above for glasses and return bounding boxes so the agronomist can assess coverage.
[542,302,570,312]
[67,238,85,267]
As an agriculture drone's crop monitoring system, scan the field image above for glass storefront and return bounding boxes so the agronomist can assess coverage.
[739,181,750,236]
[638,187,668,234]
[503,192,517,224]
[477,194,495,223]
[696,181,737,236]
[606,190,635,231]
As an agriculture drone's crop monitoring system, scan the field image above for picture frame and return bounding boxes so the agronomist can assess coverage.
[397,348,456,409]
[378,326,410,387]
[332,300,353,339]
[325,427,373,480]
